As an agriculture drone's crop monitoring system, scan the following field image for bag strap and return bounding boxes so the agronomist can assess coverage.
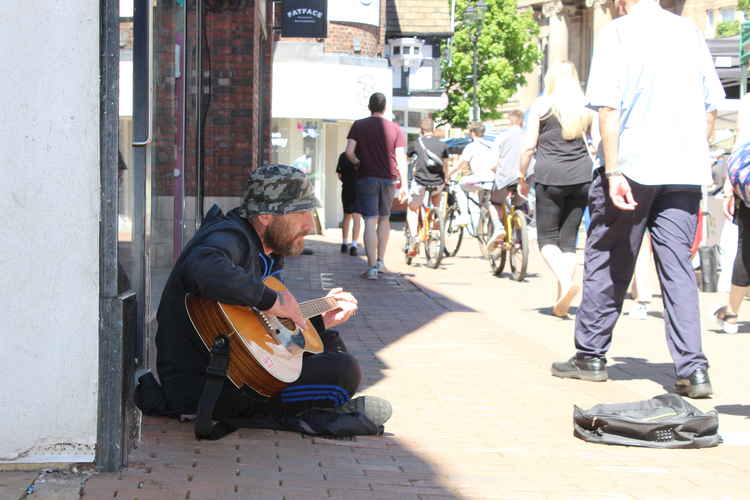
[418,137,443,166]
[195,334,237,440]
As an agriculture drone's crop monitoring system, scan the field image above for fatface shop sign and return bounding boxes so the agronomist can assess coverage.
[282,0,328,38]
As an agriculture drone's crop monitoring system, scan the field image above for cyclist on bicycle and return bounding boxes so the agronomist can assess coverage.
[405,118,451,256]
[489,110,526,251]
[449,122,503,246]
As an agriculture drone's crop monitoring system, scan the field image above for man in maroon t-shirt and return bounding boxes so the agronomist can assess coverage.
[345,92,407,280]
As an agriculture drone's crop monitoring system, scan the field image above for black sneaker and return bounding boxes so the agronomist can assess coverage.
[340,243,348,253]
[551,356,608,382]
[349,245,358,256]
[675,368,713,399]
[335,396,392,427]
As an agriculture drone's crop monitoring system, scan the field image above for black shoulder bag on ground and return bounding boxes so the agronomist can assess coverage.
[573,393,720,449]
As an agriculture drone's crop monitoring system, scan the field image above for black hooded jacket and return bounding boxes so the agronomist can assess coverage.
[155,205,295,414]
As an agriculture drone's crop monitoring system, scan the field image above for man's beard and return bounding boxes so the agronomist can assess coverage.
[264,218,306,256]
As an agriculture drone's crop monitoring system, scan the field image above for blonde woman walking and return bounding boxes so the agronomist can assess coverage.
[519,62,593,317]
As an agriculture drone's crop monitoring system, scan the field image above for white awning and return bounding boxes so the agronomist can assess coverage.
[272,61,393,121]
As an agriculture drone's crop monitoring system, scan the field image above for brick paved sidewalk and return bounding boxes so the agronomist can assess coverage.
[9,227,750,500]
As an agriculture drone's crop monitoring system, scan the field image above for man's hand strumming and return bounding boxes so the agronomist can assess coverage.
[266,289,305,331]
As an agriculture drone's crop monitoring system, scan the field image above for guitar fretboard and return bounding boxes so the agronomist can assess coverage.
[300,297,339,318]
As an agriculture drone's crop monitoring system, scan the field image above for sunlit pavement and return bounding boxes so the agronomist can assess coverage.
[8,225,749,500]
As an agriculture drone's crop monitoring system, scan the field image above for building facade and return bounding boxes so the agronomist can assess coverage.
[2,0,274,470]
[514,0,742,110]
[272,0,392,229]
[385,0,453,142]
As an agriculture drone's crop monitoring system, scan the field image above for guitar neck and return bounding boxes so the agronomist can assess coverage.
[299,297,339,319]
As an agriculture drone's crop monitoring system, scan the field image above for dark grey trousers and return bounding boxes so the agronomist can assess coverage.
[574,170,709,378]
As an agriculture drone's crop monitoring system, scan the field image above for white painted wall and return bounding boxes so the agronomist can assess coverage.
[0,1,100,463]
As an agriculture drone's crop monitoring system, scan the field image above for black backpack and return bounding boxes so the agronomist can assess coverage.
[574,393,720,449]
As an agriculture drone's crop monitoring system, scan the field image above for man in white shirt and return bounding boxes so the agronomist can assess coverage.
[551,0,725,398]
[450,122,503,242]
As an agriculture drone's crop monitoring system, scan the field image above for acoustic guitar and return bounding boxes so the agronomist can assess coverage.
[185,276,340,397]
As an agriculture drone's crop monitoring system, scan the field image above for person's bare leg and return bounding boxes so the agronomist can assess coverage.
[377,216,391,263]
[342,213,352,243]
[351,213,362,246]
[406,203,419,244]
[727,285,747,316]
[541,244,579,316]
[363,216,378,268]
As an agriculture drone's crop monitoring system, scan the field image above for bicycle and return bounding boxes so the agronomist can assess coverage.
[487,186,529,281]
[442,181,464,257]
[403,188,446,269]
[444,179,495,258]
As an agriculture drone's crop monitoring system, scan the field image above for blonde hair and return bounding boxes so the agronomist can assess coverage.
[543,61,592,140]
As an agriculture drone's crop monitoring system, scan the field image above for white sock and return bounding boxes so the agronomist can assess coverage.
[350,242,358,248]
[342,239,349,245]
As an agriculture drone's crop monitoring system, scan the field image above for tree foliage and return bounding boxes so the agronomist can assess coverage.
[716,19,740,38]
[434,0,541,129]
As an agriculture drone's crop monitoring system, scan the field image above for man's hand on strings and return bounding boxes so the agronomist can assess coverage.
[322,288,358,329]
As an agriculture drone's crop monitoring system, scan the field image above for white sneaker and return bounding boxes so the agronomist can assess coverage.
[376,260,389,274]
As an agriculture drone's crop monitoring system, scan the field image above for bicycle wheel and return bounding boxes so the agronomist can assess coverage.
[403,222,414,265]
[442,193,463,257]
[476,205,492,258]
[489,244,507,277]
[509,211,529,281]
[423,208,444,269]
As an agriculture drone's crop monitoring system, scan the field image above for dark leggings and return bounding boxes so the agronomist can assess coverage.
[535,182,590,251]
[215,329,361,418]
[732,201,750,287]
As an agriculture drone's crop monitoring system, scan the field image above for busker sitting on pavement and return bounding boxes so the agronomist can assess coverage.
[145,164,392,435]
[405,118,451,257]
[550,0,725,399]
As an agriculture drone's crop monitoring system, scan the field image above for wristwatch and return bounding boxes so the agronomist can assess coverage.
[604,169,624,178]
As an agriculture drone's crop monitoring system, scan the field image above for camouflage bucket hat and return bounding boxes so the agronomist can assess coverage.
[239,163,320,217]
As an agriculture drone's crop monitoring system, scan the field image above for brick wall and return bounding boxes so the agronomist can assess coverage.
[153,0,273,199]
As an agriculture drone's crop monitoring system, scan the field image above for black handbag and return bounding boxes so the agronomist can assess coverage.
[573,393,721,449]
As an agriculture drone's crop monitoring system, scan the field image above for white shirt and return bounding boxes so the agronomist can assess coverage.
[459,138,497,182]
[586,0,725,185]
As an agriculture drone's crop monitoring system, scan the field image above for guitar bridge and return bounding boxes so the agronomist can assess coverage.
[254,309,306,352]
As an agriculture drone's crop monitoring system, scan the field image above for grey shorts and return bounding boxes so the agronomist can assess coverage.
[356,177,396,218]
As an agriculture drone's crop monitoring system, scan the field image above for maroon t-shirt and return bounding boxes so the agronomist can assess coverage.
[347,116,406,180]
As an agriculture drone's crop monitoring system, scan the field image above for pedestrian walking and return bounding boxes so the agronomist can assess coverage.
[551,0,725,399]
[714,141,750,334]
[519,62,594,317]
[336,152,362,256]
[345,92,408,280]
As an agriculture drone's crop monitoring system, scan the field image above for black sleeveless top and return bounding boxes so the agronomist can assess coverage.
[534,112,592,186]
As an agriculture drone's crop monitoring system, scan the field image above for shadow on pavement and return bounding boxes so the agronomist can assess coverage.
[83,238,468,500]
[608,356,676,391]
[714,404,750,418]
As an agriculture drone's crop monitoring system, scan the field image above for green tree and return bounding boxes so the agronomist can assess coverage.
[435,0,541,129]
[716,19,741,38]
[739,0,750,17]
